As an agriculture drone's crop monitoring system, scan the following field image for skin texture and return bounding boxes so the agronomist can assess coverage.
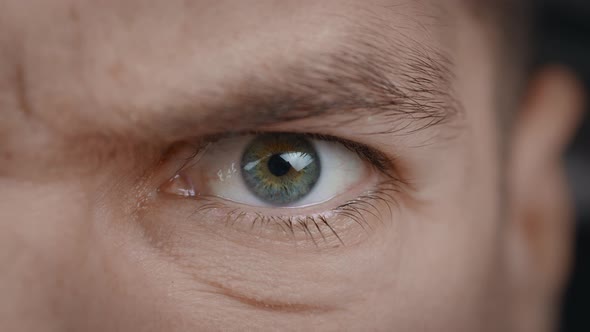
[0,1,585,331]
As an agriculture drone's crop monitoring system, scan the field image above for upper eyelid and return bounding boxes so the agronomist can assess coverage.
[177,131,397,178]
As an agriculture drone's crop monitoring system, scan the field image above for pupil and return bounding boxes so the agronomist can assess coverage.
[267,154,292,177]
[241,133,321,205]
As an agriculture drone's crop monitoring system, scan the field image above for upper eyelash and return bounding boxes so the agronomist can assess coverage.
[175,131,397,178]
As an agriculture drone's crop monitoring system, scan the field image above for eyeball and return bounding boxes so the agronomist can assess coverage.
[163,133,367,208]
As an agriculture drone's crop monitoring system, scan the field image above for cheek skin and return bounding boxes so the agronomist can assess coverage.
[119,195,407,330]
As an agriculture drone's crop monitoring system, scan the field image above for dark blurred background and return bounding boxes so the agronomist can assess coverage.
[534,0,590,331]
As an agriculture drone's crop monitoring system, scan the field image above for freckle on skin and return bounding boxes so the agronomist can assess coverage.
[108,62,127,82]
[2,151,13,161]
[68,6,79,22]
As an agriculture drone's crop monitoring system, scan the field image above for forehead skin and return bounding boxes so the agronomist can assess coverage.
[0,1,505,332]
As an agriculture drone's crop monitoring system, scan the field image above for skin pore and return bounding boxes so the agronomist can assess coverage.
[0,1,585,331]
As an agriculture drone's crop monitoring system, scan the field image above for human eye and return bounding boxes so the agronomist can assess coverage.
[157,132,401,248]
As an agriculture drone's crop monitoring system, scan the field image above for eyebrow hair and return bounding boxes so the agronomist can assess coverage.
[135,38,460,145]
[48,11,461,151]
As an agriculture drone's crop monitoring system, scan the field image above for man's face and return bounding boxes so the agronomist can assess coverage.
[0,1,580,331]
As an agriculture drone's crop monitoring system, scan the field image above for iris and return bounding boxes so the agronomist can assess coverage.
[241,134,321,205]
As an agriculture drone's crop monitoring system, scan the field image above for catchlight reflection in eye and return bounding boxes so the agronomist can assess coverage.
[162,133,368,208]
[241,134,320,205]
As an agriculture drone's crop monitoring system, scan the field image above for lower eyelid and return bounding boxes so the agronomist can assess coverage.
[152,197,349,250]
[153,176,399,250]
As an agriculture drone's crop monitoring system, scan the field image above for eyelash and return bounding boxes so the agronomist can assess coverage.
[165,132,402,247]
[185,179,400,246]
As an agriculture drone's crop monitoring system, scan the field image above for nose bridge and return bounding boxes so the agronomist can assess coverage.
[0,181,92,331]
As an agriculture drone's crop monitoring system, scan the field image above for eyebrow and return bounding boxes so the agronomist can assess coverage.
[56,13,461,147]
[58,5,453,146]
[137,40,460,145]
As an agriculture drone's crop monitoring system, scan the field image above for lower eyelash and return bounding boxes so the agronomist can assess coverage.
[189,179,401,247]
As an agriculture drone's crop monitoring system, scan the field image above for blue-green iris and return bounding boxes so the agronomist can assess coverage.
[241,134,320,205]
